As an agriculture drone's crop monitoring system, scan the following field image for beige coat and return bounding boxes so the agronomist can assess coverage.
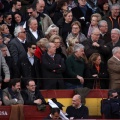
[108,56,120,89]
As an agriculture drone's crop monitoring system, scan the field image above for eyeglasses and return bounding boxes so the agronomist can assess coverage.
[27,12,33,14]
[93,34,100,36]
[20,31,26,33]
[31,47,36,50]
[8,18,12,20]
[29,85,36,87]
[100,25,108,27]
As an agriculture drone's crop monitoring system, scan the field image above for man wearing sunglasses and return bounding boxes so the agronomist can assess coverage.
[18,42,41,89]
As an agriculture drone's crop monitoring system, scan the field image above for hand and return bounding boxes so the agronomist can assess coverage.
[0,101,2,105]
[77,75,84,84]
[4,78,10,82]
[34,99,42,105]
[4,96,9,100]
[70,117,74,120]
[92,42,100,47]
[92,74,98,78]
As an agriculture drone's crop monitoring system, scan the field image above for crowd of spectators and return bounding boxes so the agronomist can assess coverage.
[0,0,119,110]
[0,0,119,90]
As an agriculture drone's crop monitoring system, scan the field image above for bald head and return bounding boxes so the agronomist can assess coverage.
[72,94,81,108]
[36,0,45,13]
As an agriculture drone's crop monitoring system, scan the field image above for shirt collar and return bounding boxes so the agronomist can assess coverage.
[27,53,34,58]
[30,28,37,32]
[17,37,26,43]
[113,55,120,61]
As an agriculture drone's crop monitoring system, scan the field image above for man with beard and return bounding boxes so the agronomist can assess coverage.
[2,78,24,105]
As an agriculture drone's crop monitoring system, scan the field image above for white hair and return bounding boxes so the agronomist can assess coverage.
[73,44,84,52]
[98,20,107,27]
[111,28,120,35]
[112,47,120,55]
[45,24,59,35]
[14,26,22,37]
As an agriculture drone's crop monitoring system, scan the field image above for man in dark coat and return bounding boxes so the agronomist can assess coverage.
[21,79,46,105]
[71,0,93,36]
[19,42,42,89]
[82,28,106,59]
[26,17,44,44]
[41,42,65,89]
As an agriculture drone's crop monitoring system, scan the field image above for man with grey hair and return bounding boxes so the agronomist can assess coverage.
[104,28,120,61]
[103,4,120,33]
[8,26,27,76]
[83,28,105,59]
[98,20,111,44]
[65,44,87,89]
[108,47,120,89]
[32,0,53,33]
[26,17,44,43]
[66,94,89,119]
[41,42,65,89]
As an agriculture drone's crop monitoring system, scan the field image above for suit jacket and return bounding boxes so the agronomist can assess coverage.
[82,38,105,59]
[2,88,24,105]
[21,89,46,105]
[19,55,41,79]
[108,56,120,89]
[26,29,44,43]
[0,51,10,80]
[41,52,65,89]
[8,37,27,63]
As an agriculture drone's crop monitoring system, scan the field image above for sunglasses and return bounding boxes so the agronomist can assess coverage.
[8,18,12,20]
[31,47,36,50]
[27,12,33,14]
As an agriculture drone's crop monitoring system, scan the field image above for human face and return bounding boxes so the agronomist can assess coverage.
[51,112,60,120]
[111,30,120,42]
[50,29,58,36]
[91,16,98,26]
[27,81,36,92]
[4,15,12,24]
[99,22,108,34]
[29,20,38,31]
[103,3,109,11]
[78,0,86,7]
[91,30,100,42]
[12,82,21,92]
[15,1,22,10]
[2,25,10,34]
[61,2,68,11]
[14,14,21,23]
[1,47,8,57]
[72,24,80,35]
[54,39,61,48]
[64,12,73,23]
[48,43,56,55]
[75,48,84,58]
[29,45,37,54]
[0,36,3,44]
[115,49,120,60]
[27,8,34,17]
[19,28,26,40]
[72,95,81,108]
[94,56,101,65]
[111,6,120,17]
[36,1,45,13]
[0,15,3,23]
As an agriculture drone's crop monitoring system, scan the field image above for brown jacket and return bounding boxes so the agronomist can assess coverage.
[108,56,120,89]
